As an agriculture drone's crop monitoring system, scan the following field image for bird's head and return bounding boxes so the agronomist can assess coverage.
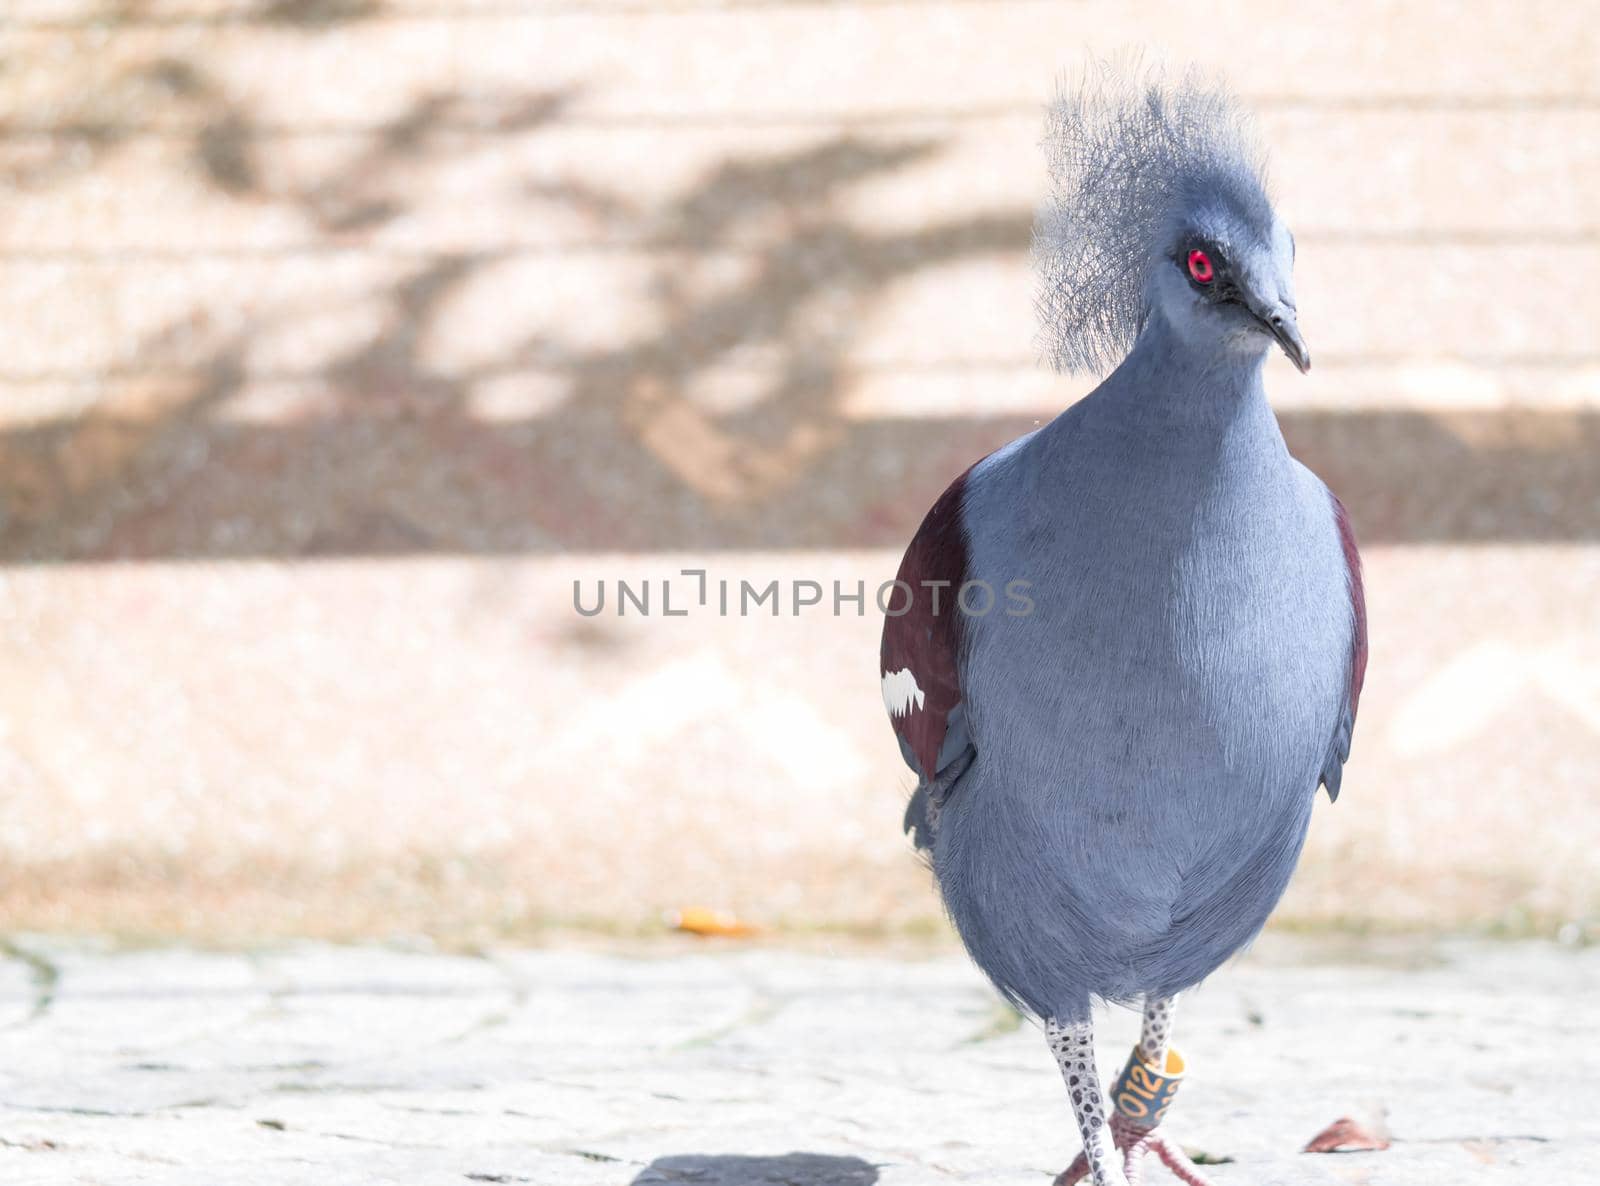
[1150,192,1309,372]
[1035,63,1310,376]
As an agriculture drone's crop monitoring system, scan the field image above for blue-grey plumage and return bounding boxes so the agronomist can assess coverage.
[940,322,1351,1024]
[881,68,1367,1033]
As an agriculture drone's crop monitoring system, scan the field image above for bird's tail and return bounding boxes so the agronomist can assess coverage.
[903,784,938,856]
[900,745,975,858]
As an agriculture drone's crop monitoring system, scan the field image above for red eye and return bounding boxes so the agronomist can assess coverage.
[1187,249,1214,284]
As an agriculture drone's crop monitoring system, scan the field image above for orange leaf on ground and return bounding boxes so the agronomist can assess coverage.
[670,908,757,937]
[1303,1116,1391,1153]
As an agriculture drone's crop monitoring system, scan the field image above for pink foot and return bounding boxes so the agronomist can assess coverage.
[1054,1113,1217,1186]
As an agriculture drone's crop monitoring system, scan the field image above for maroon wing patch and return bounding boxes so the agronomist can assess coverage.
[880,467,972,780]
[1332,493,1367,718]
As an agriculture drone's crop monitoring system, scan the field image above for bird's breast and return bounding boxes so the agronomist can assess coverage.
[960,455,1350,796]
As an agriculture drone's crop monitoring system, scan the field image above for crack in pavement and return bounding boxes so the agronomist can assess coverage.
[0,939,60,1029]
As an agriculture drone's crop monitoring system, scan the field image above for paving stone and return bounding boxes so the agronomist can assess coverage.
[0,936,1593,1184]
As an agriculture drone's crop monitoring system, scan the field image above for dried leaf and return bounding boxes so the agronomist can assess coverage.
[670,908,756,938]
[1304,1116,1390,1153]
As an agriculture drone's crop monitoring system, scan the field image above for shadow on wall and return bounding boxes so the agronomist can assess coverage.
[630,1153,879,1186]
[61,1,383,27]
[1,12,1597,561]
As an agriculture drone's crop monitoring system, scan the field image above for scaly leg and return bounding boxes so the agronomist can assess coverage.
[1054,996,1215,1186]
[1046,1016,1128,1186]
[1119,995,1213,1185]
[1138,994,1176,1068]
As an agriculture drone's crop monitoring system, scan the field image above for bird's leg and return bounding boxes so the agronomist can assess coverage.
[1102,995,1216,1186]
[1137,994,1177,1069]
[1051,999,1216,1186]
[1045,1017,1127,1186]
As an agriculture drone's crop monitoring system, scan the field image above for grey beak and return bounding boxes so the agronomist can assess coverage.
[1253,302,1310,373]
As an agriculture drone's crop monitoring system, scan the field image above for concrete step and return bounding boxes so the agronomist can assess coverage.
[0,243,1595,375]
[0,550,1594,939]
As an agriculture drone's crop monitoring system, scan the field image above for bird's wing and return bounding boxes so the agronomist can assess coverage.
[1319,492,1368,800]
[881,465,978,849]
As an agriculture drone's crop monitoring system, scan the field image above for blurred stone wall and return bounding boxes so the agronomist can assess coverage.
[0,1,1595,941]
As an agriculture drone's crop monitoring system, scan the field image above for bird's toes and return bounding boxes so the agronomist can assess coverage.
[1050,1152,1089,1186]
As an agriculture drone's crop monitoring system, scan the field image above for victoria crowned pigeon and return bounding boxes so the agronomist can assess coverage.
[879,68,1367,1186]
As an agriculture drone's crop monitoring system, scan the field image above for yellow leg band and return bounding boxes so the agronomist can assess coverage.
[1110,1044,1186,1127]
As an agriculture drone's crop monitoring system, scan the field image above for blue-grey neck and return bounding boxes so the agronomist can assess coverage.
[1100,309,1272,425]
[1043,306,1288,479]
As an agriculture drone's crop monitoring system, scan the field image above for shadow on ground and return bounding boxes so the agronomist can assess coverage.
[630,1153,879,1186]
[2,17,1597,561]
